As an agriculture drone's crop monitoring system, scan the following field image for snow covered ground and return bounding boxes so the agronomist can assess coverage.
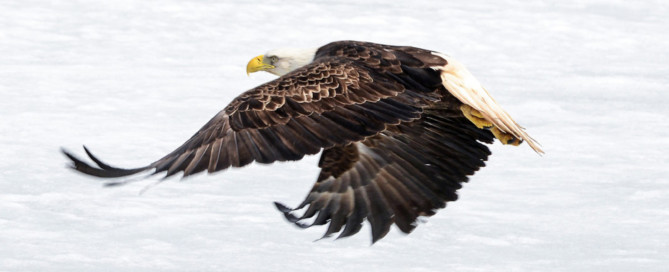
[1,0,668,271]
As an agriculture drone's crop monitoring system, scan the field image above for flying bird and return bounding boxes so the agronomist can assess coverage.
[62,40,543,243]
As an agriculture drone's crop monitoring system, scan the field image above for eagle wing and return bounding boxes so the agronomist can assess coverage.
[63,56,440,180]
[275,107,494,242]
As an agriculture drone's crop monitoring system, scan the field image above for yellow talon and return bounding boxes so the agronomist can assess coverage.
[460,104,525,147]
[491,127,523,146]
[460,104,492,129]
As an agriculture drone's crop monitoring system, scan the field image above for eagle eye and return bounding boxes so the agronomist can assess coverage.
[269,56,279,64]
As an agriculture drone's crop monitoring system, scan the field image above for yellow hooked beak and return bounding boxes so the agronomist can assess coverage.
[246,55,275,75]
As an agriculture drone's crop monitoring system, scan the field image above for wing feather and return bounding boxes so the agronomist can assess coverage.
[275,108,494,242]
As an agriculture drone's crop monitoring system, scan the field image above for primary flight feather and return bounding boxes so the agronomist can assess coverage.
[63,40,542,243]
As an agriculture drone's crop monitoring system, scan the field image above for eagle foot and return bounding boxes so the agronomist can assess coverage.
[491,127,523,146]
[460,104,493,129]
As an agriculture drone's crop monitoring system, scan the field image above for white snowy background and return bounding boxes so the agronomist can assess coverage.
[1,0,668,271]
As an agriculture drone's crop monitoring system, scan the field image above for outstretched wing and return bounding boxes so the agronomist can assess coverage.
[275,107,495,243]
[63,57,440,179]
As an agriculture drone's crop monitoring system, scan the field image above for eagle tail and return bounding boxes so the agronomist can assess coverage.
[61,146,152,178]
[431,53,544,154]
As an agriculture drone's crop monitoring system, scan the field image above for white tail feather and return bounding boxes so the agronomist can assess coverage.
[432,53,543,154]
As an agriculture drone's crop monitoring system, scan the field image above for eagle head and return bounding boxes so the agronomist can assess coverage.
[246,48,317,76]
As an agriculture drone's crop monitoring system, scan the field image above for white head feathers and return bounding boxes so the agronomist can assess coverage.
[263,48,318,76]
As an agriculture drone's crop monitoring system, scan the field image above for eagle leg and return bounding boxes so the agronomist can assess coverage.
[460,104,523,146]
[459,104,493,129]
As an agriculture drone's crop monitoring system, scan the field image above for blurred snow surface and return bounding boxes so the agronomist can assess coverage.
[1,0,668,271]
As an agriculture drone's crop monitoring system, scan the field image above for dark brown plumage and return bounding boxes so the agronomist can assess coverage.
[63,41,536,243]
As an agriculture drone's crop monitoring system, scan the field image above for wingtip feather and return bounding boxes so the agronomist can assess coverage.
[61,146,152,178]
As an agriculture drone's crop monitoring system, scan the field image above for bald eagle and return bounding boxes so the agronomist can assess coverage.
[63,41,542,243]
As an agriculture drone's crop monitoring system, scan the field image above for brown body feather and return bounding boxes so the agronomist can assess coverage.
[63,41,534,243]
